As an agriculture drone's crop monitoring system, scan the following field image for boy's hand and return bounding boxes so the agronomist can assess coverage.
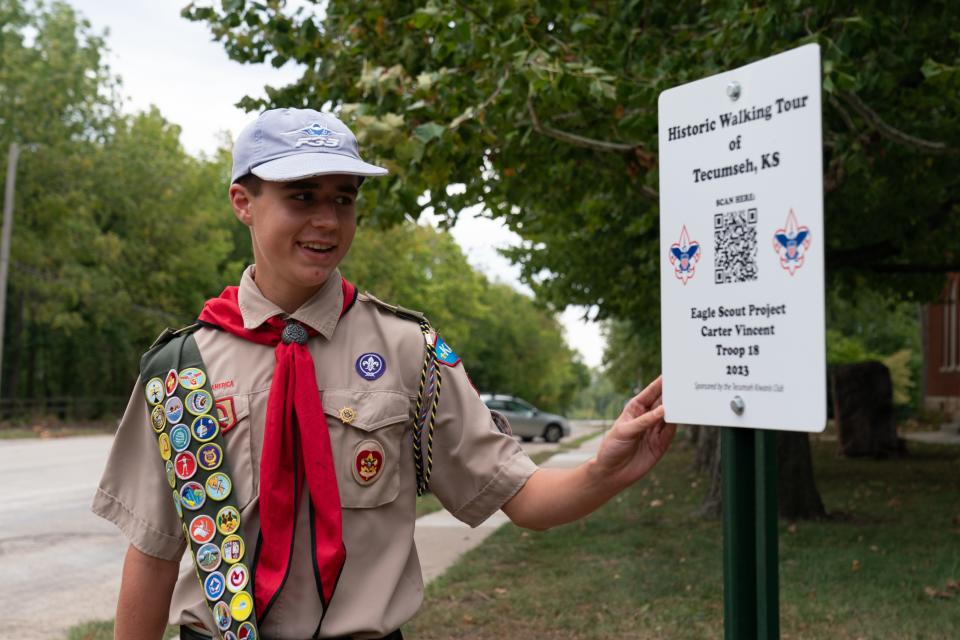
[592,376,675,488]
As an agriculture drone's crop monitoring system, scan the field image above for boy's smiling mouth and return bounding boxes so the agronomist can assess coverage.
[297,241,336,254]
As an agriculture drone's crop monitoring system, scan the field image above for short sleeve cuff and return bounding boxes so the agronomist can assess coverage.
[450,450,539,527]
[92,487,186,562]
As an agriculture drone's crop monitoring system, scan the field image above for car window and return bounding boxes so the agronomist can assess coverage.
[507,401,531,413]
[485,399,507,410]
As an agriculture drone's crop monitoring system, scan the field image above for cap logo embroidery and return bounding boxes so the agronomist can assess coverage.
[283,123,342,149]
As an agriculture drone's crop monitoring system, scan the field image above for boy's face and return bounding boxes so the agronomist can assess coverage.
[229,174,359,304]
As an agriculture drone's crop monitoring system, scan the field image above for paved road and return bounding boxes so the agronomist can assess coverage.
[0,420,607,639]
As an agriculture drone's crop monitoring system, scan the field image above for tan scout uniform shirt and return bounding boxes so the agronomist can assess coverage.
[93,266,538,639]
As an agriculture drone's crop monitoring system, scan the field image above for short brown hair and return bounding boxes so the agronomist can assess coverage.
[235,173,263,196]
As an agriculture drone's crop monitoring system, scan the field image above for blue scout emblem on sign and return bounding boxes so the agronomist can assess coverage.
[196,542,222,572]
[204,571,227,601]
[214,600,232,631]
[669,225,701,285]
[773,209,811,276]
[197,442,223,471]
[164,396,184,424]
[226,563,250,593]
[217,505,241,535]
[186,389,213,416]
[191,415,219,442]
[433,335,461,367]
[221,534,244,564]
[170,424,191,452]
[206,472,232,501]
[355,352,386,380]
[151,405,166,432]
[180,481,206,510]
[179,367,207,390]
[145,378,164,405]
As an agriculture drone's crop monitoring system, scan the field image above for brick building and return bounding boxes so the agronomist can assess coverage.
[924,273,960,420]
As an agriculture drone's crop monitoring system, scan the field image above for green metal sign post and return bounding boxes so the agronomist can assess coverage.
[722,427,779,639]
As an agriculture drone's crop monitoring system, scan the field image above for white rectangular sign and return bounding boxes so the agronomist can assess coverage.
[658,44,825,432]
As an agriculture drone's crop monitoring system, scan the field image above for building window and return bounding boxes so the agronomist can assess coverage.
[943,277,959,371]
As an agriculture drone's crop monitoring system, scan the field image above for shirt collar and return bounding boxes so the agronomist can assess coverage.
[237,265,345,339]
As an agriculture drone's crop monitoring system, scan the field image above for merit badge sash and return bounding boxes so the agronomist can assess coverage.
[142,330,259,640]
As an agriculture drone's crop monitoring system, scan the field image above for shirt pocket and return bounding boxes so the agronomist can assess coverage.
[216,392,256,510]
[322,389,411,509]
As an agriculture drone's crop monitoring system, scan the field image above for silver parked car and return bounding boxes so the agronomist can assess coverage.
[480,394,571,443]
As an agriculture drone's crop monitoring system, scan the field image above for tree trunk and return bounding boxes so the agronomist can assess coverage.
[694,426,722,518]
[777,431,827,519]
[833,361,905,458]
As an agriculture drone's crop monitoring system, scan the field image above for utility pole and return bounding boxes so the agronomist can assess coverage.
[0,142,20,394]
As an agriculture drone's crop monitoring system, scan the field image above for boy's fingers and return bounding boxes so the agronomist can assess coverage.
[619,376,664,421]
[616,405,665,438]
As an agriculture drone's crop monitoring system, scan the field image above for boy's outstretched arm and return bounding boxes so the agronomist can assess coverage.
[502,376,675,531]
[115,544,179,640]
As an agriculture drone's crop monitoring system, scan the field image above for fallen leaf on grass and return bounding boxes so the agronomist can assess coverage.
[493,587,508,596]
[851,560,861,571]
[923,586,951,599]
[787,523,798,534]
[649,499,664,508]
[886,497,902,509]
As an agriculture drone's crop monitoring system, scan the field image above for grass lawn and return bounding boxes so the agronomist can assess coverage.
[406,437,960,640]
[65,620,177,639]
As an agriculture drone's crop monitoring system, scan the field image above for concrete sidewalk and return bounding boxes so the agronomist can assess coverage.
[414,430,606,585]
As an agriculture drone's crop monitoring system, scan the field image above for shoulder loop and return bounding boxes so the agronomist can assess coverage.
[140,324,201,381]
[362,291,428,324]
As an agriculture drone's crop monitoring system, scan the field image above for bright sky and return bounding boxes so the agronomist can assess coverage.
[66,0,606,367]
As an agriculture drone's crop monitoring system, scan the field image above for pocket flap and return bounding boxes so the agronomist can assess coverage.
[321,389,410,432]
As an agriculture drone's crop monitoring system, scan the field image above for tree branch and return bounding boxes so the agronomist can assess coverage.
[449,68,510,130]
[840,91,954,155]
[526,95,638,153]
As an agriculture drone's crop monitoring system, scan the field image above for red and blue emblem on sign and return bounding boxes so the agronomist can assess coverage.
[433,334,461,367]
[356,352,386,380]
[669,225,701,285]
[773,209,811,275]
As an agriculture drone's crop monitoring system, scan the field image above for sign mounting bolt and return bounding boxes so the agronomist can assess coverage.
[730,395,745,415]
[727,81,741,101]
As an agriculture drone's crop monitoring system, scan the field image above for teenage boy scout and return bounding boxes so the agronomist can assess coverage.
[92,108,674,640]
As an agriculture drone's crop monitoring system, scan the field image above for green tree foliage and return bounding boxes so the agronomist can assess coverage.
[185,0,960,329]
[343,223,585,412]
[0,1,239,409]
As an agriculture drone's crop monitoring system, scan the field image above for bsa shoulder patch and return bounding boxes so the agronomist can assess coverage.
[433,334,461,367]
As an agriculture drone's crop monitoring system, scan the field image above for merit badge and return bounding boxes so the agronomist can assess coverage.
[158,433,172,461]
[191,414,219,442]
[338,406,357,425]
[170,424,191,452]
[355,352,386,381]
[230,591,254,622]
[203,571,226,601]
[221,534,244,564]
[669,225,701,285]
[164,396,184,424]
[196,542,222,572]
[150,404,167,433]
[186,389,213,416]
[352,440,385,485]
[205,472,232,501]
[145,378,164,406]
[179,367,207,391]
[225,632,239,640]
[190,514,216,544]
[433,334,461,367]
[217,505,241,536]
[215,397,238,432]
[238,622,257,640]
[164,369,179,396]
[172,490,182,518]
[773,209,811,276]
[174,451,198,480]
[226,563,250,593]
[180,481,206,511]
[198,443,223,471]
[165,460,176,488]
[214,600,232,631]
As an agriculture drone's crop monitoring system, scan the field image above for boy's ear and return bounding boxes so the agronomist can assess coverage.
[229,183,254,226]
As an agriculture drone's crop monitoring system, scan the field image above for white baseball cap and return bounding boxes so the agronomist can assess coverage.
[231,108,388,183]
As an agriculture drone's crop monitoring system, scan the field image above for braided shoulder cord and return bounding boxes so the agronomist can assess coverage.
[413,320,442,495]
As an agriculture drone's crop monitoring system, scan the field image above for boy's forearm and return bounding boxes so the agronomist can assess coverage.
[116,544,180,640]
[502,462,625,531]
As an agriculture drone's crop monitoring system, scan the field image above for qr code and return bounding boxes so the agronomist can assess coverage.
[714,208,758,284]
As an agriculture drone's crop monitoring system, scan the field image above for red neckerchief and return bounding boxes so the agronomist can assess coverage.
[198,277,357,624]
